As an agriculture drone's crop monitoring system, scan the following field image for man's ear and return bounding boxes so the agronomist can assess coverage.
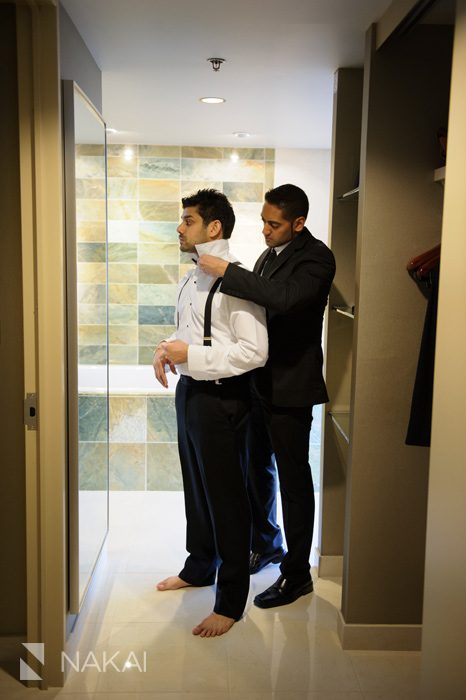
[294,216,306,232]
[208,219,223,239]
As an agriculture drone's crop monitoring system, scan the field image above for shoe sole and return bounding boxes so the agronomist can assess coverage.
[253,582,314,609]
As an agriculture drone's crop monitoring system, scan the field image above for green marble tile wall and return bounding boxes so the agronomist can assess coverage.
[79,394,182,491]
[76,145,274,491]
[76,144,274,368]
[78,393,322,492]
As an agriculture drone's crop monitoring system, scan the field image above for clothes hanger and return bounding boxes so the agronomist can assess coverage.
[406,244,440,272]
[406,244,440,293]
[417,253,440,279]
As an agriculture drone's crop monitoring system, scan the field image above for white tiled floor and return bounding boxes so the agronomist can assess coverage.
[0,491,421,699]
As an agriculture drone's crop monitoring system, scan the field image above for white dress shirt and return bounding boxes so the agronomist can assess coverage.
[168,239,268,381]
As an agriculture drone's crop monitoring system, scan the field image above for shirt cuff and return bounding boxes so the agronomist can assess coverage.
[187,344,206,378]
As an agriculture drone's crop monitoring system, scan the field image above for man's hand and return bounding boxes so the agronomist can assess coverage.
[162,340,189,364]
[197,255,229,278]
[152,345,177,389]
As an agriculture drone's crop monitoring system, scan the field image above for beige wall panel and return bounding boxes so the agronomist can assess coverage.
[321,69,363,559]
[421,3,466,697]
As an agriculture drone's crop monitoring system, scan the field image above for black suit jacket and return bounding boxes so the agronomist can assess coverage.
[220,228,336,407]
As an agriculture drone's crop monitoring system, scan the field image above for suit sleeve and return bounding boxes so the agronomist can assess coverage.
[220,245,336,313]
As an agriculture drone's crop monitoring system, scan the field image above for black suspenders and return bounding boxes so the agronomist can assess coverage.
[203,277,223,346]
[177,262,240,347]
[203,262,240,347]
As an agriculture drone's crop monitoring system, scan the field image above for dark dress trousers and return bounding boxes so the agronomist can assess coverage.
[177,373,252,620]
[220,228,336,583]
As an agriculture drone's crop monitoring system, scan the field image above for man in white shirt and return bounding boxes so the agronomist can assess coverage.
[153,189,268,637]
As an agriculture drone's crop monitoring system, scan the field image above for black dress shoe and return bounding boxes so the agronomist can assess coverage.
[253,574,313,608]
[249,549,286,574]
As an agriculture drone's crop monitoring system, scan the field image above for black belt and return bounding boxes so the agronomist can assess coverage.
[179,373,251,387]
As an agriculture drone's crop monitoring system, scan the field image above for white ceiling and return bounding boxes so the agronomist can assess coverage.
[61,0,392,149]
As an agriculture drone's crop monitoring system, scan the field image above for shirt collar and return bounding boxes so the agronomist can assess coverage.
[194,238,230,258]
[274,240,292,255]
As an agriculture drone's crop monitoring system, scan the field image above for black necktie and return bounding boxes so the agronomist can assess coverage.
[261,248,277,276]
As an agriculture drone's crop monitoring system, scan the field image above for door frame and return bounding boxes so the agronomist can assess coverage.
[17,0,67,687]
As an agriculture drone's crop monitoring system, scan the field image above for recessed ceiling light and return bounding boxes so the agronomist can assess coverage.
[233,131,251,138]
[200,97,226,104]
[106,127,118,134]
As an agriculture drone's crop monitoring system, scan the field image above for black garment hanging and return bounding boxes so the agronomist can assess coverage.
[406,262,440,447]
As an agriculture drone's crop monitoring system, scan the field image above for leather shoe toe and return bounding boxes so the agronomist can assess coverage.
[254,575,313,608]
[249,549,286,574]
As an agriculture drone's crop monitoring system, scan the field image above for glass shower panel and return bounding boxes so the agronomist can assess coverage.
[63,81,109,614]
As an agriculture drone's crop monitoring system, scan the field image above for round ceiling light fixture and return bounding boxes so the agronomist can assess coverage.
[200,96,226,104]
[233,131,251,138]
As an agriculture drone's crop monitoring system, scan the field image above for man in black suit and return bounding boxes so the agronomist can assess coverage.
[198,184,335,608]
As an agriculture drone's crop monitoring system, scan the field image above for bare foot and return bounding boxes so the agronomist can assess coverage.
[192,612,235,637]
[156,575,191,591]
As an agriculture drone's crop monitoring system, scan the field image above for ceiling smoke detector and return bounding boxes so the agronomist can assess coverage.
[207,57,226,72]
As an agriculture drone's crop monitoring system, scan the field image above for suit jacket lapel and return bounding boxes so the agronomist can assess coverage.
[254,249,269,274]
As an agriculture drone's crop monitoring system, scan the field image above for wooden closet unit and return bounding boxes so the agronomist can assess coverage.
[320,9,453,652]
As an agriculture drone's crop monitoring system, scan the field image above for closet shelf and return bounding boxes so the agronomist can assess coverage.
[338,187,359,201]
[328,411,350,443]
[433,166,446,184]
[332,305,355,319]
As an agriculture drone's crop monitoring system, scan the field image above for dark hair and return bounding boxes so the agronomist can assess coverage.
[265,184,309,222]
[181,188,235,239]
